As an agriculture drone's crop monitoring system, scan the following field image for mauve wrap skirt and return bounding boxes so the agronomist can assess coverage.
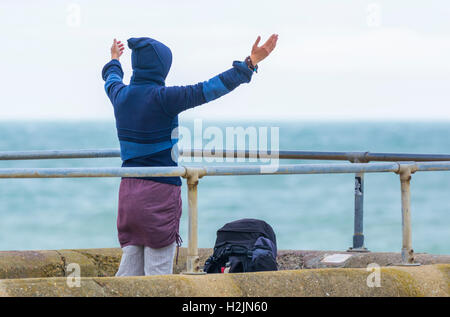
[117,178,182,249]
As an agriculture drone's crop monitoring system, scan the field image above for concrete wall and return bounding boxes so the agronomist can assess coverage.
[0,264,448,297]
[1,248,449,279]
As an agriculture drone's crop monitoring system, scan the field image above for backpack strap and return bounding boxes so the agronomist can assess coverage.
[204,244,253,273]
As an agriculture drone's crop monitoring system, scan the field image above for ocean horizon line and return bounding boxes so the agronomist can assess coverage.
[1,118,450,124]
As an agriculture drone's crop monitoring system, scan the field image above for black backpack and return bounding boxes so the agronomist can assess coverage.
[203,218,278,273]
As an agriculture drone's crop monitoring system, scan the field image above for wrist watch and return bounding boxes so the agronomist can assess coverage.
[245,56,258,73]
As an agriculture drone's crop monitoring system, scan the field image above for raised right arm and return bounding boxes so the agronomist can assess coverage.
[157,60,255,117]
[157,34,278,117]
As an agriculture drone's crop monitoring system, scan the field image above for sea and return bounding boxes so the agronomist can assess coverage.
[0,120,449,254]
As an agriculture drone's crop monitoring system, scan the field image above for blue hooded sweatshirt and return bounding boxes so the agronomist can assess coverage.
[102,37,255,185]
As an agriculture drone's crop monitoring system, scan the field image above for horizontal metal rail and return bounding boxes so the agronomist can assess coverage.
[0,162,449,178]
[0,166,187,178]
[0,149,121,160]
[1,148,450,162]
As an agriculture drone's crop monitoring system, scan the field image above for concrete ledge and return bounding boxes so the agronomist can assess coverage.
[0,264,448,297]
[1,248,449,279]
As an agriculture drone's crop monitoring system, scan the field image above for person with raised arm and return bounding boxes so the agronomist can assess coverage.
[102,34,278,276]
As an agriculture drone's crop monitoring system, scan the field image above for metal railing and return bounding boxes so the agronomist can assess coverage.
[2,148,450,162]
[1,148,450,273]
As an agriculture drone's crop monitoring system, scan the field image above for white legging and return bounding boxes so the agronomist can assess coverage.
[115,242,177,276]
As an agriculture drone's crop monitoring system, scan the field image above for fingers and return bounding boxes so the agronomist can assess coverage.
[112,39,125,55]
[113,39,124,47]
[253,34,278,49]
[252,36,261,50]
[267,34,278,47]
[261,35,273,47]
[262,34,278,52]
[111,38,125,59]
[269,34,278,51]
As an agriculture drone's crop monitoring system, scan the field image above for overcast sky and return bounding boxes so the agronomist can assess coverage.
[1,0,449,120]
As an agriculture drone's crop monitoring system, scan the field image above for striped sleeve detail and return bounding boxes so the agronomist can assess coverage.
[202,76,230,102]
[104,73,123,94]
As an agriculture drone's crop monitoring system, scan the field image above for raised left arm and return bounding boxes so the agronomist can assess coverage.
[101,39,126,104]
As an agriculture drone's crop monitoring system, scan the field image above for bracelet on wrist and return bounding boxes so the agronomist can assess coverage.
[245,56,258,73]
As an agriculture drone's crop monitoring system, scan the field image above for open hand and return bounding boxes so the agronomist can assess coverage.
[250,34,278,65]
[111,39,125,60]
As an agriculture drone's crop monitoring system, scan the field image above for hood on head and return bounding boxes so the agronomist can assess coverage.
[127,37,172,86]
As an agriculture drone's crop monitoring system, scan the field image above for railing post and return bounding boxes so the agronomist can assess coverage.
[348,156,369,252]
[183,167,206,274]
[397,164,420,266]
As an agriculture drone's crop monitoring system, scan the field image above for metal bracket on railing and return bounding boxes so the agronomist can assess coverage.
[395,163,421,266]
[348,154,370,253]
[181,167,207,275]
[347,152,370,164]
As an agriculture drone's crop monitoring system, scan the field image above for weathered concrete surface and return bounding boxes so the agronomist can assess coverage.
[276,250,450,270]
[0,250,65,279]
[0,264,448,297]
[1,248,449,279]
